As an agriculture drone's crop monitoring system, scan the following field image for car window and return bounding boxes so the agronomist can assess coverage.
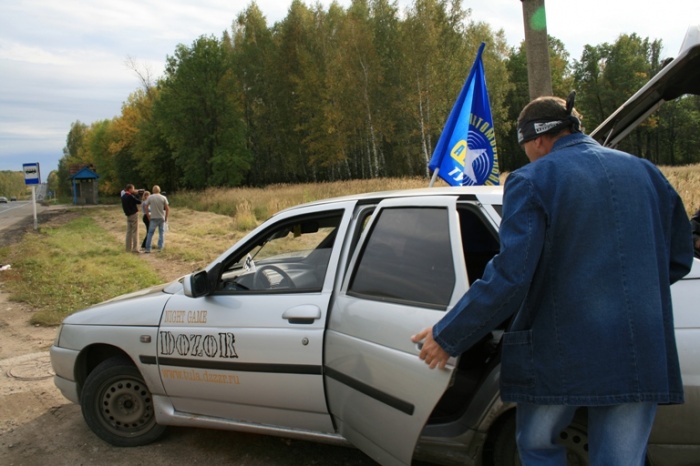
[217,212,342,293]
[458,207,500,285]
[348,207,455,309]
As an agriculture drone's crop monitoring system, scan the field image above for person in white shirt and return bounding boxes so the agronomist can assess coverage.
[144,185,170,253]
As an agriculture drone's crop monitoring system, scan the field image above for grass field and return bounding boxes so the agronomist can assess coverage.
[170,165,700,224]
[1,168,699,326]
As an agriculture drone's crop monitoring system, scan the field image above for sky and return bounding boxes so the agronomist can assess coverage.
[1,0,698,179]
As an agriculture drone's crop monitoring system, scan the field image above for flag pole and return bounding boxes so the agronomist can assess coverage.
[429,168,439,187]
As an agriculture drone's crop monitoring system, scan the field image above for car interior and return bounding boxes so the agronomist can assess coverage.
[427,206,507,425]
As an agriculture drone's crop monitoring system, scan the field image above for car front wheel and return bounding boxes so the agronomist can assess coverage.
[80,356,166,447]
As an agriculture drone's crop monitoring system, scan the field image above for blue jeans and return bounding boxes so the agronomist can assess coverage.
[145,218,165,251]
[516,402,656,465]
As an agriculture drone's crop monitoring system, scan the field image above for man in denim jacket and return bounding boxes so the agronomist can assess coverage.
[413,94,694,464]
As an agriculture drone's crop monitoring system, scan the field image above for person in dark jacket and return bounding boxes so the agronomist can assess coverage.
[412,93,694,464]
[140,191,150,250]
[120,184,141,253]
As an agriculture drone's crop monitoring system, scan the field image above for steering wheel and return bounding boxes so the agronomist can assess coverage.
[252,265,295,290]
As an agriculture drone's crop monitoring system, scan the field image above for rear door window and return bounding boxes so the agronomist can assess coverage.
[348,207,455,309]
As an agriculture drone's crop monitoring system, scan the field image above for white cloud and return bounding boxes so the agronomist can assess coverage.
[0,40,73,65]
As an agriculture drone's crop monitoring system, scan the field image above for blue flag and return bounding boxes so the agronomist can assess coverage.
[428,43,499,186]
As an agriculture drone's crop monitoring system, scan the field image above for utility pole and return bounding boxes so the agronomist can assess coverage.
[521,0,553,99]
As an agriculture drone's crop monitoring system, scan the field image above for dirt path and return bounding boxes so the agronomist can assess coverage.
[0,207,375,466]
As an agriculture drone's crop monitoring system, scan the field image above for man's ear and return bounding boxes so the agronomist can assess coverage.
[537,134,557,154]
[529,136,545,155]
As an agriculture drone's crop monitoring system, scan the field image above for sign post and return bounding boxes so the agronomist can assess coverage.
[23,163,41,230]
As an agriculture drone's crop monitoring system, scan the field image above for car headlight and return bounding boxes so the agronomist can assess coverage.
[53,324,63,346]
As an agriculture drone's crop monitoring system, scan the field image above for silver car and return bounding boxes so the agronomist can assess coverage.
[50,27,700,465]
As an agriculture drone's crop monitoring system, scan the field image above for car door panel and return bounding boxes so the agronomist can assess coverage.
[157,205,353,433]
[158,292,333,431]
[325,306,455,465]
[325,197,467,465]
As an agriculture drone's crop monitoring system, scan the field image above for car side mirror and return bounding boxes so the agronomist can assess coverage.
[183,262,223,298]
[183,270,210,297]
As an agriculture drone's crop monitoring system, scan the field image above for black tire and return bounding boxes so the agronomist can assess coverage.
[491,412,589,466]
[80,357,166,447]
[491,415,520,466]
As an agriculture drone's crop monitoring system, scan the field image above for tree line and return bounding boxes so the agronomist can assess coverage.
[0,171,25,199]
[55,0,700,198]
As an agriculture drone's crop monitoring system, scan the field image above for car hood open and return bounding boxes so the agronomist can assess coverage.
[591,25,700,148]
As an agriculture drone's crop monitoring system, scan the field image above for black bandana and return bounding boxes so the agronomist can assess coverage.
[517,91,581,144]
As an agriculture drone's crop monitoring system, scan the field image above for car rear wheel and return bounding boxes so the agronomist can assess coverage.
[491,412,589,466]
[81,356,166,447]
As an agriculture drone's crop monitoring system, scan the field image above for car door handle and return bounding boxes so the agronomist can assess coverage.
[282,305,322,324]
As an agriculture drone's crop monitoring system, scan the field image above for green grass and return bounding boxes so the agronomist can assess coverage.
[1,215,162,326]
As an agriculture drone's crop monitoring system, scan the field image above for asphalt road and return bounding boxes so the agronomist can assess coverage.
[0,200,36,227]
[0,200,63,249]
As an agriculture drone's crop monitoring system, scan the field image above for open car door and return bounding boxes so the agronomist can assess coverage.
[324,196,469,465]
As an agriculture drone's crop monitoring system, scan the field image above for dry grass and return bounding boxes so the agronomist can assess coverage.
[171,165,700,225]
[170,178,446,225]
[85,166,700,272]
[80,166,700,292]
[660,164,700,216]
[93,206,243,272]
[83,165,700,274]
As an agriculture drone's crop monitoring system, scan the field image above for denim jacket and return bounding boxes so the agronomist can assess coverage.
[434,133,694,405]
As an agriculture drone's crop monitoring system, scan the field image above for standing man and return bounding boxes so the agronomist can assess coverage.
[412,93,694,464]
[144,185,170,253]
[120,184,142,254]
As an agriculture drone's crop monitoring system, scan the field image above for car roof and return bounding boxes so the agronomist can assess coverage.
[590,25,700,148]
[275,185,504,216]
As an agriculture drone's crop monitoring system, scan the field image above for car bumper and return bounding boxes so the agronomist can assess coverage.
[49,345,80,404]
[53,374,79,404]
